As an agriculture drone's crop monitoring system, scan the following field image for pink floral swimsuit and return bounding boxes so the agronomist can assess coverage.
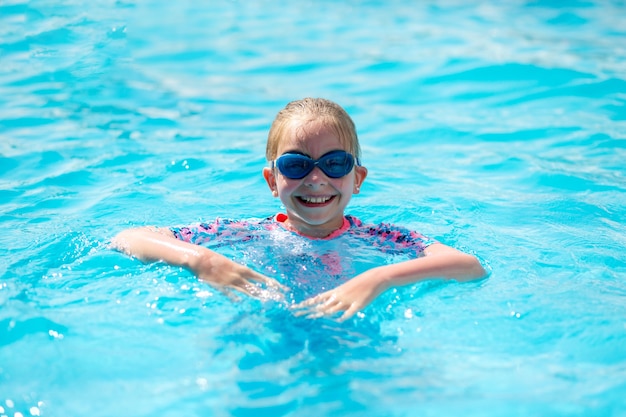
[171,213,436,255]
[171,213,437,299]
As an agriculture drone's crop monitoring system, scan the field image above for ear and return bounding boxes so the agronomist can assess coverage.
[353,165,368,194]
[263,167,279,197]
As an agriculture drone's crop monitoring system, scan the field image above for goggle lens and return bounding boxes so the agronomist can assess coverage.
[274,150,357,180]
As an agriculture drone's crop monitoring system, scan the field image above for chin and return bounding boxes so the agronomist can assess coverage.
[303,214,343,227]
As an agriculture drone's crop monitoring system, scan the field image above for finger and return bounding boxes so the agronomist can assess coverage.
[292,302,324,317]
[291,304,307,313]
[322,302,347,315]
[337,304,360,322]
[293,299,344,320]
[265,279,290,292]
[306,291,337,306]
[321,296,340,307]
[230,284,255,299]
[305,311,326,319]
[240,282,288,303]
[248,273,289,292]
[292,295,323,310]
[220,287,242,303]
[304,306,344,320]
[257,287,287,302]
[240,282,272,298]
[310,301,348,320]
[227,278,270,298]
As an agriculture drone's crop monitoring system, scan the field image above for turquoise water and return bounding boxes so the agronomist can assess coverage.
[1,0,626,415]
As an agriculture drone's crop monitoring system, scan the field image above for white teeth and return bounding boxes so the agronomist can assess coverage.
[302,196,331,203]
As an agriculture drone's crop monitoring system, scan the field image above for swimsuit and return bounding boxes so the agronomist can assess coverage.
[170,214,437,299]
[171,213,436,255]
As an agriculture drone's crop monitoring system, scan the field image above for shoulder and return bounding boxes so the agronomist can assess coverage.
[345,214,363,227]
[171,216,276,244]
[346,215,411,236]
[345,215,438,251]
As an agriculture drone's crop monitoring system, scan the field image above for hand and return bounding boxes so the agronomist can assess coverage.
[291,268,387,321]
[194,251,288,302]
[290,243,487,321]
[112,227,289,302]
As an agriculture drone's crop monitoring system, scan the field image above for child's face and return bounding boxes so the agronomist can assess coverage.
[263,119,367,237]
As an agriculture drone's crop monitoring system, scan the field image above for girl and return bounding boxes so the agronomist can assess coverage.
[112,98,486,321]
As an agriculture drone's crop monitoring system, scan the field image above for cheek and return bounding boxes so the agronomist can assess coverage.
[276,177,298,193]
[337,177,354,191]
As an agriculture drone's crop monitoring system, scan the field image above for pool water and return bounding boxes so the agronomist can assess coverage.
[1,0,626,416]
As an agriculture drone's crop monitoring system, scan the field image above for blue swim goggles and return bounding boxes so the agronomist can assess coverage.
[272,150,360,180]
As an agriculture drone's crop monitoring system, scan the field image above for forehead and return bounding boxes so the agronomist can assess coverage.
[277,119,349,154]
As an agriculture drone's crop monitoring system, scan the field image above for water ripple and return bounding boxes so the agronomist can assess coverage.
[1,1,626,415]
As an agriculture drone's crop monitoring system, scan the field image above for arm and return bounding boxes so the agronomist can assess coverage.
[111,227,286,300]
[292,243,486,321]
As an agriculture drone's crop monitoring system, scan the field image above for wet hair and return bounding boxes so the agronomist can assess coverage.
[265,98,361,161]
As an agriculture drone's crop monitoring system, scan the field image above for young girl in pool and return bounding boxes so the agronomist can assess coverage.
[113,98,486,320]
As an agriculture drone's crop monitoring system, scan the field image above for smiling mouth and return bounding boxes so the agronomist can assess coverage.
[297,195,335,205]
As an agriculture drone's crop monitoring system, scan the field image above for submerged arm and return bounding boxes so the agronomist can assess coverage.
[111,227,286,299]
[293,243,486,321]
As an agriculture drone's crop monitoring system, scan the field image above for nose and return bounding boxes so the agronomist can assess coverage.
[303,166,328,187]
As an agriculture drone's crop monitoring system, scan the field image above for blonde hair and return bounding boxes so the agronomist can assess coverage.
[265,98,361,161]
